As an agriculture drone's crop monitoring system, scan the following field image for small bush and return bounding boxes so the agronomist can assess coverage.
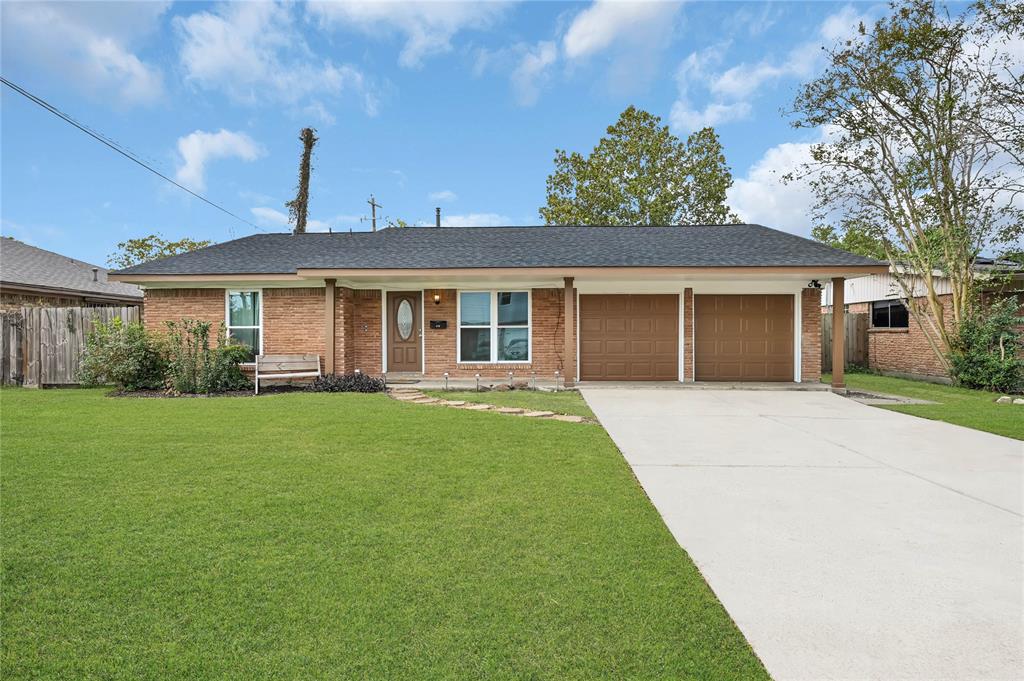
[78,318,165,391]
[164,319,252,394]
[305,373,385,393]
[948,296,1024,393]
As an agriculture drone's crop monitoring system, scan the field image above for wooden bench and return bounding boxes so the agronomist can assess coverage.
[254,354,321,394]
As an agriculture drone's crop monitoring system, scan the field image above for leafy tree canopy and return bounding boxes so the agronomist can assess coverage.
[108,234,213,269]
[811,224,889,260]
[788,0,1023,370]
[540,106,739,226]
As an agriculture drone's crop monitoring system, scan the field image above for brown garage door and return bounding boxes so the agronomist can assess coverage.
[694,295,793,381]
[580,295,678,381]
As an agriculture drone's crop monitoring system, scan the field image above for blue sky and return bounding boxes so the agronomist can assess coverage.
[2,1,881,266]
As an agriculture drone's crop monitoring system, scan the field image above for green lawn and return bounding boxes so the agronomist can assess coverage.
[824,373,1023,440]
[1,388,765,680]
[423,389,595,418]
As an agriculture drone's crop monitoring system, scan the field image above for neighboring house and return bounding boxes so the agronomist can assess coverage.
[111,225,884,387]
[0,237,143,310]
[821,259,1024,380]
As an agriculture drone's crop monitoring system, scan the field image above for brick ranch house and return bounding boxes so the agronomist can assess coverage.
[822,260,1024,381]
[111,225,885,388]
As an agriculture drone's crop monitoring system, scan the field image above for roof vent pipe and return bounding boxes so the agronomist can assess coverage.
[91,267,99,282]
[435,207,441,227]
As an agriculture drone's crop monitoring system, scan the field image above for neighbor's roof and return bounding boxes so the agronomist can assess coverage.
[0,237,143,300]
[113,225,884,276]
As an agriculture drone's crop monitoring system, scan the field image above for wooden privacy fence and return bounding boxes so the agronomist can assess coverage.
[821,312,868,372]
[0,306,139,387]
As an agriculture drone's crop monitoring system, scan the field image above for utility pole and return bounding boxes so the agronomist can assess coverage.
[367,195,382,232]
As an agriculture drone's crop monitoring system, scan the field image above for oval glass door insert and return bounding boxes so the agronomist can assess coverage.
[396,299,413,340]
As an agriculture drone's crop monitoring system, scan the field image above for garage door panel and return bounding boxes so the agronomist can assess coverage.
[580,294,679,381]
[606,340,628,354]
[695,294,794,382]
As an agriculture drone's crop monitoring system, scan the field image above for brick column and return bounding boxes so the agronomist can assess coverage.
[563,276,575,386]
[683,288,694,381]
[831,277,845,390]
[324,278,336,374]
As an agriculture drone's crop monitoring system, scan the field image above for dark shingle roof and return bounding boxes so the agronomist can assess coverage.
[113,225,883,276]
[1,237,143,299]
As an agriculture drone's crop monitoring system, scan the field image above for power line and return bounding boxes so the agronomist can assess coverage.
[0,76,265,234]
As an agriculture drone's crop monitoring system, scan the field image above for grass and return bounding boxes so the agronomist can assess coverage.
[422,389,595,418]
[1,388,765,680]
[824,372,1023,440]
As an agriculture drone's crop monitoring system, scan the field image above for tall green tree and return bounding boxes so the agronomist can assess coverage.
[108,234,213,269]
[540,106,739,225]
[811,224,889,260]
[788,0,1023,371]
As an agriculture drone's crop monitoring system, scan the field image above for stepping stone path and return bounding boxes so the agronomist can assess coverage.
[386,387,592,424]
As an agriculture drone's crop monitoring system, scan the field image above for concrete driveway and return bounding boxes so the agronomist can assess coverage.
[581,388,1023,681]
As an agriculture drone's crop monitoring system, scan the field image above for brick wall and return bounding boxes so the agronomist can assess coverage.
[263,288,325,358]
[868,294,952,378]
[143,288,224,334]
[421,288,573,379]
[351,289,382,375]
[801,288,822,383]
[683,288,694,381]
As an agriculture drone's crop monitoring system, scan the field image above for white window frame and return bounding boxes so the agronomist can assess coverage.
[456,290,532,364]
[225,289,263,364]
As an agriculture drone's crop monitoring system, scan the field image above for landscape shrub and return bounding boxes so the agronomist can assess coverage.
[77,318,165,391]
[163,319,252,394]
[948,296,1024,393]
[305,373,385,393]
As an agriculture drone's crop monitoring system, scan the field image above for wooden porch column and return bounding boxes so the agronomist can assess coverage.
[831,277,845,390]
[324,278,336,374]
[563,276,575,387]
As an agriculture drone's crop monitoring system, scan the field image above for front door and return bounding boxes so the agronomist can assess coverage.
[387,291,421,373]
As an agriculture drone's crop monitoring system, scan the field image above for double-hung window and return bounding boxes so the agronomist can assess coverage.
[458,291,530,362]
[871,299,909,329]
[226,290,261,362]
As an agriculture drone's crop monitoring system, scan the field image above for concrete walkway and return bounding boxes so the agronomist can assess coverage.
[582,388,1023,681]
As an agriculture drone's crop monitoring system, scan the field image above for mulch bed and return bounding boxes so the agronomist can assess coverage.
[109,386,302,399]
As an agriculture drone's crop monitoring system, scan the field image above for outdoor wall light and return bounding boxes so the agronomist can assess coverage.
[433,292,441,305]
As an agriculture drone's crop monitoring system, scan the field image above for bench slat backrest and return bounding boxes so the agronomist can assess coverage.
[257,354,320,373]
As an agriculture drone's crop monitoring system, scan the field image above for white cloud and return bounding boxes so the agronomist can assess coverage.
[439,213,510,227]
[562,0,680,60]
[175,130,263,192]
[510,41,558,106]
[251,206,361,231]
[711,6,870,99]
[669,5,872,133]
[308,1,508,68]
[428,190,458,202]
[562,0,681,94]
[175,2,379,115]
[670,100,751,131]
[474,39,558,106]
[0,1,166,106]
[728,131,835,235]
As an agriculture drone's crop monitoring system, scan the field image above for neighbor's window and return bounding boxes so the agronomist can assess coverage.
[871,299,909,329]
[459,291,530,362]
[227,290,261,361]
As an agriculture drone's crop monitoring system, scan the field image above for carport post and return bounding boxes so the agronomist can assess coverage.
[324,278,336,375]
[564,276,575,387]
[831,277,845,390]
